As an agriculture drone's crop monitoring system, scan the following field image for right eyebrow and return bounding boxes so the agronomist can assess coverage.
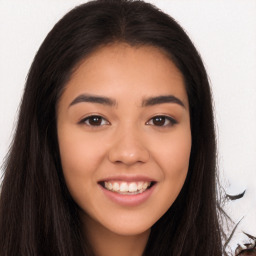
[141,95,186,108]
[69,93,117,108]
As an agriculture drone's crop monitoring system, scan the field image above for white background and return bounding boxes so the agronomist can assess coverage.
[0,0,256,252]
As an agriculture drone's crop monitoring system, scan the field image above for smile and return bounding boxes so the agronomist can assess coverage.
[103,181,152,195]
[98,178,156,206]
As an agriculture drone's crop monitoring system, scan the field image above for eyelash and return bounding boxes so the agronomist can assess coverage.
[79,115,110,126]
[146,115,177,127]
[79,115,177,127]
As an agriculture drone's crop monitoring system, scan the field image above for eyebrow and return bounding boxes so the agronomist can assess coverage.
[69,94,185,108]
[142,95,185,108]
[69,94,117,107]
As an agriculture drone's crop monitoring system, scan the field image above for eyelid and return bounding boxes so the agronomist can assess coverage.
[146,115,177,127]
[79,115,110,126]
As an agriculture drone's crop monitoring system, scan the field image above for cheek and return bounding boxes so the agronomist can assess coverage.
[162,140,190,196]
[167,135,191,187]
[162,140,191,170]
[59,125,104,165]
[149,128,191,211]
[151,127,191,176]
[57,125,106,191]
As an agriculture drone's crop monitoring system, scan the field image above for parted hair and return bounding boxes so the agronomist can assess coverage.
[0,0,223,255]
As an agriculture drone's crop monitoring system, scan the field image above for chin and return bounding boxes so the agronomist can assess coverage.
[99,215,155,236]
[114,224,151,236]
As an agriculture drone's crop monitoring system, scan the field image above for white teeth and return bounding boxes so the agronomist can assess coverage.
[108,182,113,190]
[104,182,112,190]
[113,182,119,191]
[120,182,129,192]
[137,182,143,190]
[142,183,148,190]
[104,181,151,194]
[128,182,137,192]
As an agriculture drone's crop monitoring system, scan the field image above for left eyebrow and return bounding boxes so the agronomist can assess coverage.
[69,93,117,107]
[141,95,186,108]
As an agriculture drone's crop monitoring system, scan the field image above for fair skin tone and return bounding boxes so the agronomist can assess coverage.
[57,43,191,256]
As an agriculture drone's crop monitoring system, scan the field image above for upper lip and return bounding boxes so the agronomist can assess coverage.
[98,175,156,183]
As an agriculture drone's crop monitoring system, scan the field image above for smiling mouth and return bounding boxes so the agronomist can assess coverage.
[99,181,155,195]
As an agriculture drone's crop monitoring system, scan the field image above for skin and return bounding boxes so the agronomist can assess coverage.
[57,43,191,256]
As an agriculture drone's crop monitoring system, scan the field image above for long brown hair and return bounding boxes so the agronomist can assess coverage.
[0,0,223,255]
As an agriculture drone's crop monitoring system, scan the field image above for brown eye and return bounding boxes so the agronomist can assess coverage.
[146,115,177,127]
[81,115,109,126]
[152,116,166,126]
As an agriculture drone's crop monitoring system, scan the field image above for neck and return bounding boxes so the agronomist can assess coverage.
[83,215,150,256]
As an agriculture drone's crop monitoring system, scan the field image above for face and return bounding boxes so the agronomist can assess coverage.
[57,43,191,236]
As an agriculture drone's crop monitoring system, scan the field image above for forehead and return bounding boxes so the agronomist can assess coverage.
[59,43,188,108]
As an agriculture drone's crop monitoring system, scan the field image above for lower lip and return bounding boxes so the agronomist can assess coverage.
[99,184,156,207]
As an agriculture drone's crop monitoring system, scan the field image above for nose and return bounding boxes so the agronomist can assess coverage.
[108,127,150,166]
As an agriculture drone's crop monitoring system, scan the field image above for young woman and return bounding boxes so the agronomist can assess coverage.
[0,0,223,255]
